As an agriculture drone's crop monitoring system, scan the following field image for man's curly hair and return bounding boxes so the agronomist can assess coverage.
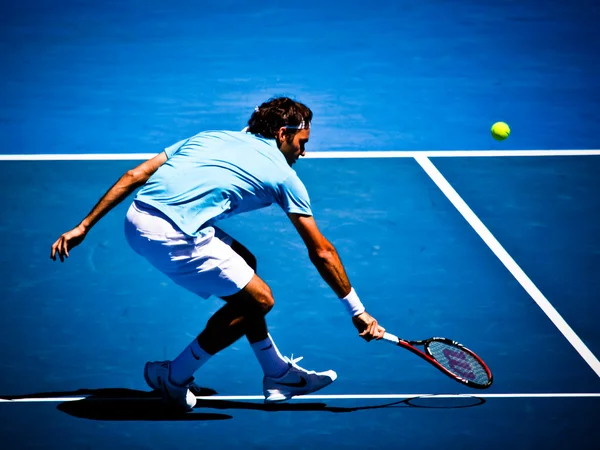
[246,97,312,139]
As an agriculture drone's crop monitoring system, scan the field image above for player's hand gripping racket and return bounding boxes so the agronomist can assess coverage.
[382,332,493,389]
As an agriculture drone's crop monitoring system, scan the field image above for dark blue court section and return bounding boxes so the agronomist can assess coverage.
[0,397,599,450]
[1,159,599,449]
[1,0,600,153]
[433,156,600,359]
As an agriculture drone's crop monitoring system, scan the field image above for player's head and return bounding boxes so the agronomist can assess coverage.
[247,97,312,166]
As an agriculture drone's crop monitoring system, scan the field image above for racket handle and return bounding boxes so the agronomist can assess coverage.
[382,332,400,344]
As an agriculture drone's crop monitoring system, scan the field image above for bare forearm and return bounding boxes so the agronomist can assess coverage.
[309,244,352,298]
[79,171,143,232]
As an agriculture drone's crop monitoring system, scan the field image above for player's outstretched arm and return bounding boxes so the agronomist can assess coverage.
[288,213,385,341]
[50,152,167,262]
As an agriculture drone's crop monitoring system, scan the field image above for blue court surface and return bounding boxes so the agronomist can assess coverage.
[1,1,600,449]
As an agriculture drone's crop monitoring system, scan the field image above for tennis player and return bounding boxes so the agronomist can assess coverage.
[50,97,385,411]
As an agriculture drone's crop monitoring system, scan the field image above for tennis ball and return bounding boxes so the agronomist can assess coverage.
[491,122,510,141]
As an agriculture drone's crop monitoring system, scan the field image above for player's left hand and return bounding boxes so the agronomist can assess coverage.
[51,225,87,262]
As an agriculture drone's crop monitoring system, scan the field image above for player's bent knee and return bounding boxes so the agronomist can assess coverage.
[225,275,274,315]
[249,282,273,315]
[246,276,274,315]
[257,291,274,315]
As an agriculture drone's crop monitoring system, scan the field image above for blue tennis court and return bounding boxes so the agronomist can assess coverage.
[1,1,599,449]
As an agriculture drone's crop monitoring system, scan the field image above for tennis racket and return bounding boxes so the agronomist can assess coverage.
[382,332,493,389]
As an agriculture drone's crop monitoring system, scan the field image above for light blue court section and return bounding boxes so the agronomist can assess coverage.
[1,0,600,154]
[432,156,600,359]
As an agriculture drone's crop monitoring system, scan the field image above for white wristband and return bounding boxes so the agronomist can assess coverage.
[340,288,365,317]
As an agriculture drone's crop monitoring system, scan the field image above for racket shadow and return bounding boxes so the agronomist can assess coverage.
[195,396,486,413]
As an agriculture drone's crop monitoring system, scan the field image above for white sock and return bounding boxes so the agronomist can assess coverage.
[170,338,212,385]
[250,334,289,378]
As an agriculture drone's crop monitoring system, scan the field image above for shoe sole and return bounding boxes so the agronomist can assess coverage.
[264,372,337,403]
[264,393,288,403]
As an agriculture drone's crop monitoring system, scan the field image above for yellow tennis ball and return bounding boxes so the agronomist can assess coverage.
[491,122,510,141]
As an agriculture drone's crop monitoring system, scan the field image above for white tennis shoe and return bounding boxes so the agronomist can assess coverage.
[144,361,197,412]
[263,356,337,403]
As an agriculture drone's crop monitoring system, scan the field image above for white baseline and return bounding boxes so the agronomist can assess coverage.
[1,149,600,161]
[1,393,600,403]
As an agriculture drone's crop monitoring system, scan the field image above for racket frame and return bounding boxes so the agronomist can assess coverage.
[382,332,493,389]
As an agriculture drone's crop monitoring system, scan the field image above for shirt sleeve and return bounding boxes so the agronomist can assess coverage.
[278,174,312,216]
[164,138,189,159]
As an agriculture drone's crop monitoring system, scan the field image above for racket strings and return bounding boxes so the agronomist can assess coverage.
[426,341,491,386]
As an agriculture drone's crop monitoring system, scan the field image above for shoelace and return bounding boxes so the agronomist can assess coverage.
[284,354,304,369]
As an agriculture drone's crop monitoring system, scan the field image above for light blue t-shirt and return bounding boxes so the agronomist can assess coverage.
[135,130,312,236]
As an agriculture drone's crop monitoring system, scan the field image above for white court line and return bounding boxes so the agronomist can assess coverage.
[1,393,600,403]
[415,156,600,378]
[1,149,600,161]
[307,150,600,158]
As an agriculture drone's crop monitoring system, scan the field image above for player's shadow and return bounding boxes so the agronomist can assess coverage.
[2,387,231,421]
[1,387,485,421]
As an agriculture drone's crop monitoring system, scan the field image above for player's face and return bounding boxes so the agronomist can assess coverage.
[279,128,310,166]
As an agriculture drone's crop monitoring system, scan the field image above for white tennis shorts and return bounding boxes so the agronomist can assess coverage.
[124,200,254,299]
